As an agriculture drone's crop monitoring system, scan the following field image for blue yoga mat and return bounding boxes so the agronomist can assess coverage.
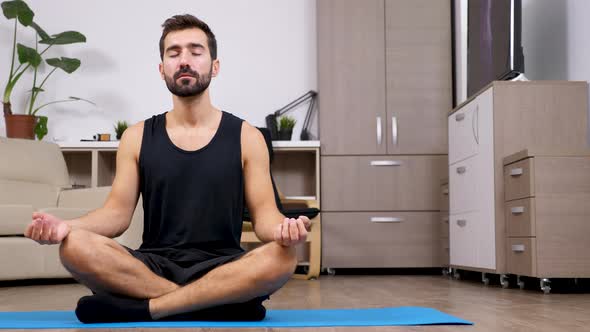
[0,307,472,329]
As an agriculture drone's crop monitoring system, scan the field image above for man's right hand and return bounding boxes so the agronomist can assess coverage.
[24,212,71,245]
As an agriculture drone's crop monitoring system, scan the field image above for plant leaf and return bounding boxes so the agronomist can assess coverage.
[30,21,50,40]
[34,116,48,140]
[1,0,33,26]
[30,87,44,93]
[17,43,42,67]
[40,31,86,45]
[46,57,81,74]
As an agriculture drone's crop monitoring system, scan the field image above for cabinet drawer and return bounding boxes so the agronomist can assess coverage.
[449,209,496,270]
[504,158,534,201]
[322,211,440,268]
[449,103,479,164]
[449,211,478,268]
[506,198,536,237]
[440,183,449,212]
[321,156,447,211]
[449,155,479,214]
[507,238,537,277]
[440,213,449,237]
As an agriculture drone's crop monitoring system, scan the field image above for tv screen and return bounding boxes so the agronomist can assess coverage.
[467,0,524,98]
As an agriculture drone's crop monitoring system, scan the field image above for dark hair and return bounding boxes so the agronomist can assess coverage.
[159,14,217,60]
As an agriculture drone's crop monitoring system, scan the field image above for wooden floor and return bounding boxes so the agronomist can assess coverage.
[1,274,589,331]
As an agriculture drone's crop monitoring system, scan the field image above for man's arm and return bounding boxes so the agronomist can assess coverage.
[241,123,309,245]
[25,122,144,244]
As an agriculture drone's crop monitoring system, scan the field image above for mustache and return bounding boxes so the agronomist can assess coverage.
[173,67,199,80]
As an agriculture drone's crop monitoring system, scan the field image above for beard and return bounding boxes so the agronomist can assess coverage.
[164,65,212,97]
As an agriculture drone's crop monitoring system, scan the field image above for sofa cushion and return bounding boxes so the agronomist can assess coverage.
[0,138,70,188]
[0,180,61,209]
[0,237,71,280]
[0,204,32,235]
[0,237,47,281]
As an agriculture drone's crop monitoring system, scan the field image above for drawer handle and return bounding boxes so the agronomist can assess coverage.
[391,116,398,146]
[443,217,449,223]
[456,219,467,227]
[512,244,526,252]
[370,160,402,167]
[510,168,524,176]
[376,116,382,145]
[370,217,403,223]
[442,188,449,195]
[456,166,467,174]
[455,113,466,121]
[511,206,525,214]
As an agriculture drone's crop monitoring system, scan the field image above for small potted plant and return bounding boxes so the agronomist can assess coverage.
[114,121,129,140]
[278,115,296,140]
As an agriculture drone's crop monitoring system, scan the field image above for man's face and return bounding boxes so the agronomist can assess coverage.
[159,28,219,97]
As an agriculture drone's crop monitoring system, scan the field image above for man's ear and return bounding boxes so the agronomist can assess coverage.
[159,63,165,80]
[211,59,220,78]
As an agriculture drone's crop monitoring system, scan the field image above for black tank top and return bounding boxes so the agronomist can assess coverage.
[137,111,245,262]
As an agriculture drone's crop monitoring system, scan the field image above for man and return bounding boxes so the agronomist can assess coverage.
[24,14,310,323]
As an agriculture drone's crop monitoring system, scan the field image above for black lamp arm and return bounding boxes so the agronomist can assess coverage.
[275,90,317,116]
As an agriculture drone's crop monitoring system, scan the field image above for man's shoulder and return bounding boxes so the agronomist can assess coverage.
[126,121,145,140]
[240,121,265,145]
[240,121,268,163]
[118,121,145,159]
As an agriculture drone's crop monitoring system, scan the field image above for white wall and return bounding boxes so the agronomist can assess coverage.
[0,0,317,141]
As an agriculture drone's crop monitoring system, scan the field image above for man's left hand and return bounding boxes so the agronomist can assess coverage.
[273,216,311,247]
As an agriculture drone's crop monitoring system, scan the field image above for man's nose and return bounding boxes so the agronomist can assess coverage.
[179,51,191,66]
[179,63,190,71]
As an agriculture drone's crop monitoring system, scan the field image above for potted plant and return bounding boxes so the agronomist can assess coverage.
[2,0,90,140]
[278,115,296,140]
[114,121,129,140]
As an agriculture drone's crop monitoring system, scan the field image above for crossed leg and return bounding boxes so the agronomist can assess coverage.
[59,229,297,320]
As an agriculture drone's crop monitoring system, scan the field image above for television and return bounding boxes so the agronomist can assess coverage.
[467,0,525,98]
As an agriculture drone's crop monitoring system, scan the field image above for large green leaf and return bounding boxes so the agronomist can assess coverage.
[17,43,41,67]
[46,57,81,74]
[34,115,48,140]
[40,31,86,45]
[1,0,33,26]
[30,21,50,40]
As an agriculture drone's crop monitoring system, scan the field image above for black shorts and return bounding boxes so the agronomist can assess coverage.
[124,247,246,285]
[123,247,269,321]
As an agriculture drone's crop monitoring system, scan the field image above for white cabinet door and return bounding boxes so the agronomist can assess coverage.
[449,155,480,214]
[475,209,496,270]
[450,211,478,267]
[448,86,495,165]
[449,102,479,164]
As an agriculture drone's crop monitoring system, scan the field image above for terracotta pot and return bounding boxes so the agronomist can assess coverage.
[4,114,37,139]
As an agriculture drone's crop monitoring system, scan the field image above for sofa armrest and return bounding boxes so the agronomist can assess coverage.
[0,204,33,235]
[58,186,111,209]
